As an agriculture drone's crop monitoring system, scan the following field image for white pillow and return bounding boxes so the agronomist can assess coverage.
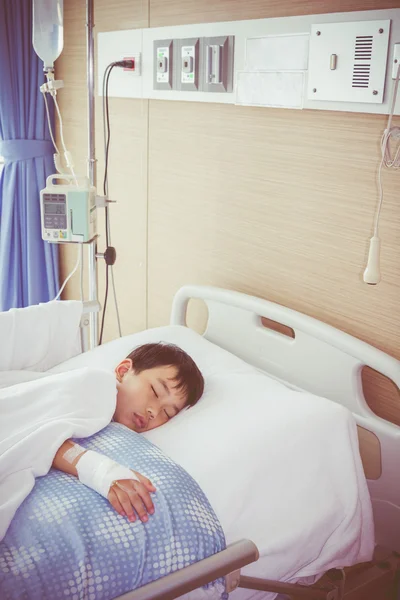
[47,325,257,379]
[144,371,374,584]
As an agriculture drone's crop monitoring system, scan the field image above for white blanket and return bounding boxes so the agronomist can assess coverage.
[0,368,117,541]
[0,299,83,373]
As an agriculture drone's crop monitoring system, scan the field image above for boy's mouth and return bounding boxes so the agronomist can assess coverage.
[133,413,147,430]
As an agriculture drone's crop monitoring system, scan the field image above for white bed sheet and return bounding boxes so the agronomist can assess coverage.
[49,325,374,599]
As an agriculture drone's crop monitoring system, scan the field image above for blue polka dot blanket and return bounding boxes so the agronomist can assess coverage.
[0,423,227,600]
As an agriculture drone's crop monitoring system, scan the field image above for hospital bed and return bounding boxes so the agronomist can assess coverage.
[1,284,400,600]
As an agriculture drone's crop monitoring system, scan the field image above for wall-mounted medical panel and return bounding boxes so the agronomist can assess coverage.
[307,20,390,104]
[97,8,400,115]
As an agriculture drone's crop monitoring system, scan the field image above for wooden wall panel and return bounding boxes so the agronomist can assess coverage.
[150,0,400,26]
[95,0,149,30]
[357,426,382,481]
[363,367,400,427]
[147,101,400,359]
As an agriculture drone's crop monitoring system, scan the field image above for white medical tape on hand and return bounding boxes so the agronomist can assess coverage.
[75,450,140,498]
[63,443,86,464]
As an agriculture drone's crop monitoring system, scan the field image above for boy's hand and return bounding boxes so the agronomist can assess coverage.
[108,470,156,523]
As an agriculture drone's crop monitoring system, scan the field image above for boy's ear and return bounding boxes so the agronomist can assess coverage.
[115,358,133,382]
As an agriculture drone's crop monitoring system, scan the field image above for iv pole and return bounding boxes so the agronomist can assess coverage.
[86,0,98,348]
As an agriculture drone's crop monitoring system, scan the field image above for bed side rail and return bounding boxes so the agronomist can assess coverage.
[117,539,259,600]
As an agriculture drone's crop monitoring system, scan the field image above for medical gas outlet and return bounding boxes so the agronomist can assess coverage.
[154,40,173,90]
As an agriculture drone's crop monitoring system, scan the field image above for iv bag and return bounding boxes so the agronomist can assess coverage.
[33,0,64,71]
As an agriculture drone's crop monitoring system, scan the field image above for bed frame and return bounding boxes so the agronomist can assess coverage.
[82,284,400,600]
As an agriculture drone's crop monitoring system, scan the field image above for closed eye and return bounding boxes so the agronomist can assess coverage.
[151,385,158,398]
[164,405,180,420]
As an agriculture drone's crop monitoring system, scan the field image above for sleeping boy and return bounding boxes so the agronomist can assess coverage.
[52,343,204,525]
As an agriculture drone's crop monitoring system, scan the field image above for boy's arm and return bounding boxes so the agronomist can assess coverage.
[52,440,156,522]
[52,440,84,476]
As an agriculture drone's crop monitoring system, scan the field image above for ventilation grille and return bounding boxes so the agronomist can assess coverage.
[352,35,373,88]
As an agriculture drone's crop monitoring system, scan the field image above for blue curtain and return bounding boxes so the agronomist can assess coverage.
[0,0,59,311]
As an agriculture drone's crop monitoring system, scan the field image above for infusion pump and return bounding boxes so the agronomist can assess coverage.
[40,174,97,243]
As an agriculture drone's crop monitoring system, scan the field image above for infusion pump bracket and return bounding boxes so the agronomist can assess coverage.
[95,195,116,208]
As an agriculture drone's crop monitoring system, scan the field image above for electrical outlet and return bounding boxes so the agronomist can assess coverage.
[97,29,142,98]
[123,55,141,74]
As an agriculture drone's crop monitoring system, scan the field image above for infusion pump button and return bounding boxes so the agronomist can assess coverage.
[53,231,59,239]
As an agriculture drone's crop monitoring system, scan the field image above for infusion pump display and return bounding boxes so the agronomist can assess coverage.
[42,193,68,239]
[40,175,97,243]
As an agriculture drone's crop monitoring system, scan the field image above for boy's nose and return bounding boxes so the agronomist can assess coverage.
[147,405,159,420]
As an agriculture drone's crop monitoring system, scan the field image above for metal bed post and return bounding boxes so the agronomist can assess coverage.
[86,0,98,349]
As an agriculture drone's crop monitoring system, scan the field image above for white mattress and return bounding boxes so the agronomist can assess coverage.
[49,325,374,599]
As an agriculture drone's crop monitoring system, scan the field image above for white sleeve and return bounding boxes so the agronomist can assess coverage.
[0,367,117,541]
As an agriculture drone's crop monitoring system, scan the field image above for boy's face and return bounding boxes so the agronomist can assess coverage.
[113,359,187,432]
